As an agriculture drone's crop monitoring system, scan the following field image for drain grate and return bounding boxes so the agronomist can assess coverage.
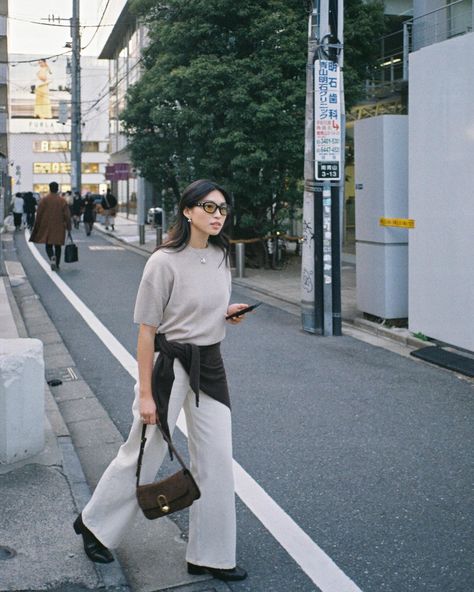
[45,367,79,383]
[0,546,16,560]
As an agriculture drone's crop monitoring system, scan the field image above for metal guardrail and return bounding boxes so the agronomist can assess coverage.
[412,0,472,51]
[367,0,472,95]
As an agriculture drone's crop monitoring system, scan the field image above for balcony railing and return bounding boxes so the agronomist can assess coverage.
[366,0,472,99]
[412,0,472,51]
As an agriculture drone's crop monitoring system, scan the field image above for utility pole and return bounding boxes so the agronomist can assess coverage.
[301,0,344,336]
[71,0,81,194]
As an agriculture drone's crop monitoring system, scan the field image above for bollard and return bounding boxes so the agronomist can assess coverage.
[0,338,45,464]
[235,242,245,278]
[139,224,145,245]
[156,226,162,247]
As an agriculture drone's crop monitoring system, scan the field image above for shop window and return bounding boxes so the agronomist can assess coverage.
[33,140,70,152]
[82,141,100,152]
[33,162,71,174]
[82,162,99,174]
[33,162,100,174]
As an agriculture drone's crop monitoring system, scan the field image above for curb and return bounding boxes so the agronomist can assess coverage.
[2,236,131,592]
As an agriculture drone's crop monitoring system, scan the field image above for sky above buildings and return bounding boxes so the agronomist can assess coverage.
[9,0,102,57]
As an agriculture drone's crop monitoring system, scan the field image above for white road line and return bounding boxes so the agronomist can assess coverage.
[26,235,363,592]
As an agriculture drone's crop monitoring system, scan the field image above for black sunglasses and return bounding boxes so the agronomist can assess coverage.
[196,201,230,216]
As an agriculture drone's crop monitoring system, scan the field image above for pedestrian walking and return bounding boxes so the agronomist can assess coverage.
[73,179,249,582]
[23,191,37,230]
[12,192,24,231]
[82,193,96,236]
[29,181,71,271]
[101,188,117,231]
[71,191,83,229]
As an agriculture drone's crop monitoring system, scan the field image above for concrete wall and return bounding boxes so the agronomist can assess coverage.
[0,338,45,464]
[408,32,474,351]
[355,115,409,319]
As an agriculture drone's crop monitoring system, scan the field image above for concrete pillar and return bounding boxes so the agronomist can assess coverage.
[0,338,45,464]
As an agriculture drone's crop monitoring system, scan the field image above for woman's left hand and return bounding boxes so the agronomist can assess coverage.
[226,303,249,324]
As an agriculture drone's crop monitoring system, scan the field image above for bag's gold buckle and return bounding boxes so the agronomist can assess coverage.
[157,494,170,513]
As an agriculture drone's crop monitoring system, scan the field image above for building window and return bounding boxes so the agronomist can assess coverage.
[34,162,71,174]
[33,183,71,194]
[81,184,100,194]
[33,140,103,153]
[34,183,99,194]
[82,162,99,174]
[33,140,70,152]
[82,141,101,152]
[33,162,101,174]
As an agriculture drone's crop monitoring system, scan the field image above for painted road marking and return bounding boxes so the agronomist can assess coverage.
[89,245,125,251]
[26,234,363,592]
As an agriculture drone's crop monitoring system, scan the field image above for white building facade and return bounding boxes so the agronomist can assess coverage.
[408,0,474,351]
[9,54,109,196]
[95,0,154,218]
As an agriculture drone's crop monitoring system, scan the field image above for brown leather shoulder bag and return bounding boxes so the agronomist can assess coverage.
[136,423,201,520]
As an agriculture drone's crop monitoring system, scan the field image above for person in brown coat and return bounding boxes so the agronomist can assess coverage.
[30,181,71,271]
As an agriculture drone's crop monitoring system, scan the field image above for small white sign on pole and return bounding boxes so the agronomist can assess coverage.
[314,59,342,181]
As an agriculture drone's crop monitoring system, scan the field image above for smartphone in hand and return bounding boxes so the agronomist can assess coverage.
[226,302,262,320]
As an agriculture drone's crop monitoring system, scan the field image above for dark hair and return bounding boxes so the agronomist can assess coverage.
[49,181,59,193]
[157,179,231,263]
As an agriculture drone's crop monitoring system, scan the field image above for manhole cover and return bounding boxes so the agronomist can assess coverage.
[0,546,16,560]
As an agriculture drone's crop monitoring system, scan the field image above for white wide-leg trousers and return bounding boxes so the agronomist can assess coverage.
[82,360,236,568]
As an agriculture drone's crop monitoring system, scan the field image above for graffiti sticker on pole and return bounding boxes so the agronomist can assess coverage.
[314,59,342,181]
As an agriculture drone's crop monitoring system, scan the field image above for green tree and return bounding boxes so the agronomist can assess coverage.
[122,0,384,236]
[344,0,386,109]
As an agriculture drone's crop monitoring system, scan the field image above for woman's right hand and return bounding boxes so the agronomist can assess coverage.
[139,396,158,425]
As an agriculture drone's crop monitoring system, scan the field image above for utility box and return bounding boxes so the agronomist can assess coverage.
[0,338,45,464]
[355,115,409,319]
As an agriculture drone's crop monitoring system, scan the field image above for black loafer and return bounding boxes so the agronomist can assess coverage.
[187,562,247,581]
[73,514,114,564]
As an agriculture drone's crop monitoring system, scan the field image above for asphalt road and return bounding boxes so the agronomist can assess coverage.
[15,231,474,592]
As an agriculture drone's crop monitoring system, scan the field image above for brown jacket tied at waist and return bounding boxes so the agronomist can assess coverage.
[152,334,230,445]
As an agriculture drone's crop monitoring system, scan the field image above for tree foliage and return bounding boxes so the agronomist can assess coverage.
[344,0,386,108]
[121,0,385,236]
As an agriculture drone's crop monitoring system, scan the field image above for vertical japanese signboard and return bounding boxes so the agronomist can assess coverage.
[314,59,342,181]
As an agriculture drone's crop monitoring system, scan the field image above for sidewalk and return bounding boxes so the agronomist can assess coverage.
[0,230,129,592]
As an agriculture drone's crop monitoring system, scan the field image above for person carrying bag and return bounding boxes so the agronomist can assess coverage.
[64,231,78,263]
[101,188,117,231]
[73,180,251,582]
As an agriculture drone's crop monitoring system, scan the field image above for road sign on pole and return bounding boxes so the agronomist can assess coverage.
[314,59,342,181]
[301,0,343,336]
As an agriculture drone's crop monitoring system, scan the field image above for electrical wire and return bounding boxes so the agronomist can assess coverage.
[8,15,116,28]
[5,50,72,65]
[81,0,111,52]
[82,56,144,117]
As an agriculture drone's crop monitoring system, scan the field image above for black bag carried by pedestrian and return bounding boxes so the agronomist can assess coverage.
[136,423,201,520]
[65,232,78,263]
